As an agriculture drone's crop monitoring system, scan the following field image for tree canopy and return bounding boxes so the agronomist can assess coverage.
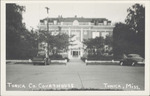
[83,36,109,55]
[38,31,70,55]
[113,4,145,58]
[6,4,37,59]
[126,4,145,57]
[125,4,145,34]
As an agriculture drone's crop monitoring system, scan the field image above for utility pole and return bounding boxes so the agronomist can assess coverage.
[45,7,49,33]
[45,7,50,60]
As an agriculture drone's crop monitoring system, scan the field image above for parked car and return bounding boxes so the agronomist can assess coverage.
[120,54,144,66]
[32,50,50,65]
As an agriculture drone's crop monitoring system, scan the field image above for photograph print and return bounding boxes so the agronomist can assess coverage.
[3,1,148,94]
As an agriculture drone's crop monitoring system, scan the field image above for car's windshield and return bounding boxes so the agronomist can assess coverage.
[128,54,140,57]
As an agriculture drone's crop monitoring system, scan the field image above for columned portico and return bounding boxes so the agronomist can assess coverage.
[68,26,83,59]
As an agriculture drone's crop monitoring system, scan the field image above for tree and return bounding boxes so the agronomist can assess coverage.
[6,4,37,59]
[105,35,113,47]
[125,4,145,57]
[38,31,70,55]
[125,4,145,34]
[6,4,25,59]
[113,4,145,59]
[113,23,136,59]
[54,33,70,52]
[83,37,105,55]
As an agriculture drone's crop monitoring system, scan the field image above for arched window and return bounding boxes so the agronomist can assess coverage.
[73,20,79,25]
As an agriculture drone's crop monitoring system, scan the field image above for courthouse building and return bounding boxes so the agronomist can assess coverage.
[38,16,114,59]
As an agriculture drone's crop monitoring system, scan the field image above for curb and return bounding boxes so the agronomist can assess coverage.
[85,60,145,65]
[85,60,120,63]
[6,59,68,64]
[6,60,32,63]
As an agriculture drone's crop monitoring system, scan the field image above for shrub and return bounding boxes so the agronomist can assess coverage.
[87,54,113,60]
[50,54,63,60]
[81,57,87,62]
[50,54,70,62]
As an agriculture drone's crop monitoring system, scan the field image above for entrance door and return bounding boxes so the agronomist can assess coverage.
[73,51,78,57]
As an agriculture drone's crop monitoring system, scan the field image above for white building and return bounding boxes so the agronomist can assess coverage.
[39,16,114,59]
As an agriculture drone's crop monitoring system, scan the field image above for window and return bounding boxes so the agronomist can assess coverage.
[63,22,72,25]
[61,30,68,34]
[92,32,100,38]
[52,31,59,36]
[108,23,111,25]
[103,21,107,25]
[84,31,88,35]
[99,23,103,25]
[44,20,47,24]
[101,32,109,38]
[83,30,88,35]
[54,20,57,25]
[71,30,80,41]
[79,22,89,25]
[73,20,79,25]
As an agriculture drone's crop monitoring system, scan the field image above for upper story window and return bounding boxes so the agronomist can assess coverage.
[108,23,111,25]
[44,20,47,25]
[93,20,99,25]
[52,31,59,36]
[49,23,54,25]
[91,23,94,25]
[92,32,100,39]
[63,22,72,25]
[83,30,88,35]
[103,21,107,25]
[61,30,68,34]
[101,32,109,38]
[84,31,88,35]
[79,22,89,25]
[98,23,104,25]
[40,22,45,25]
[54,20,57,25]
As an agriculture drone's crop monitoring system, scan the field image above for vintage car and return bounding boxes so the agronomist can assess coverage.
[32,50,50,65]
[120,54,144,66]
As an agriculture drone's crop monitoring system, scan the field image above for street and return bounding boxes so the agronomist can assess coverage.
[6,59,144,91]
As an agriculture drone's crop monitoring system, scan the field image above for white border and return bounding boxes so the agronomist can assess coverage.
[1,0,150,96]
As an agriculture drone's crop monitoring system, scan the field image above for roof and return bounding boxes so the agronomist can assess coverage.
[40,17,111,23]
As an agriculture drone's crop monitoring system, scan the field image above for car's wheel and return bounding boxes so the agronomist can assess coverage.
[44,60,47,65]
[44,58,48,65]
[131,62,136,66]
[47,59,51,65]
[120,62,123,66]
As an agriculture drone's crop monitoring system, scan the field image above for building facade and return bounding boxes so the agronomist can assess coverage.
[39,16,114,59]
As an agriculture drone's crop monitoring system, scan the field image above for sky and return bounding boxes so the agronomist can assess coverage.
[17,3,136,30]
